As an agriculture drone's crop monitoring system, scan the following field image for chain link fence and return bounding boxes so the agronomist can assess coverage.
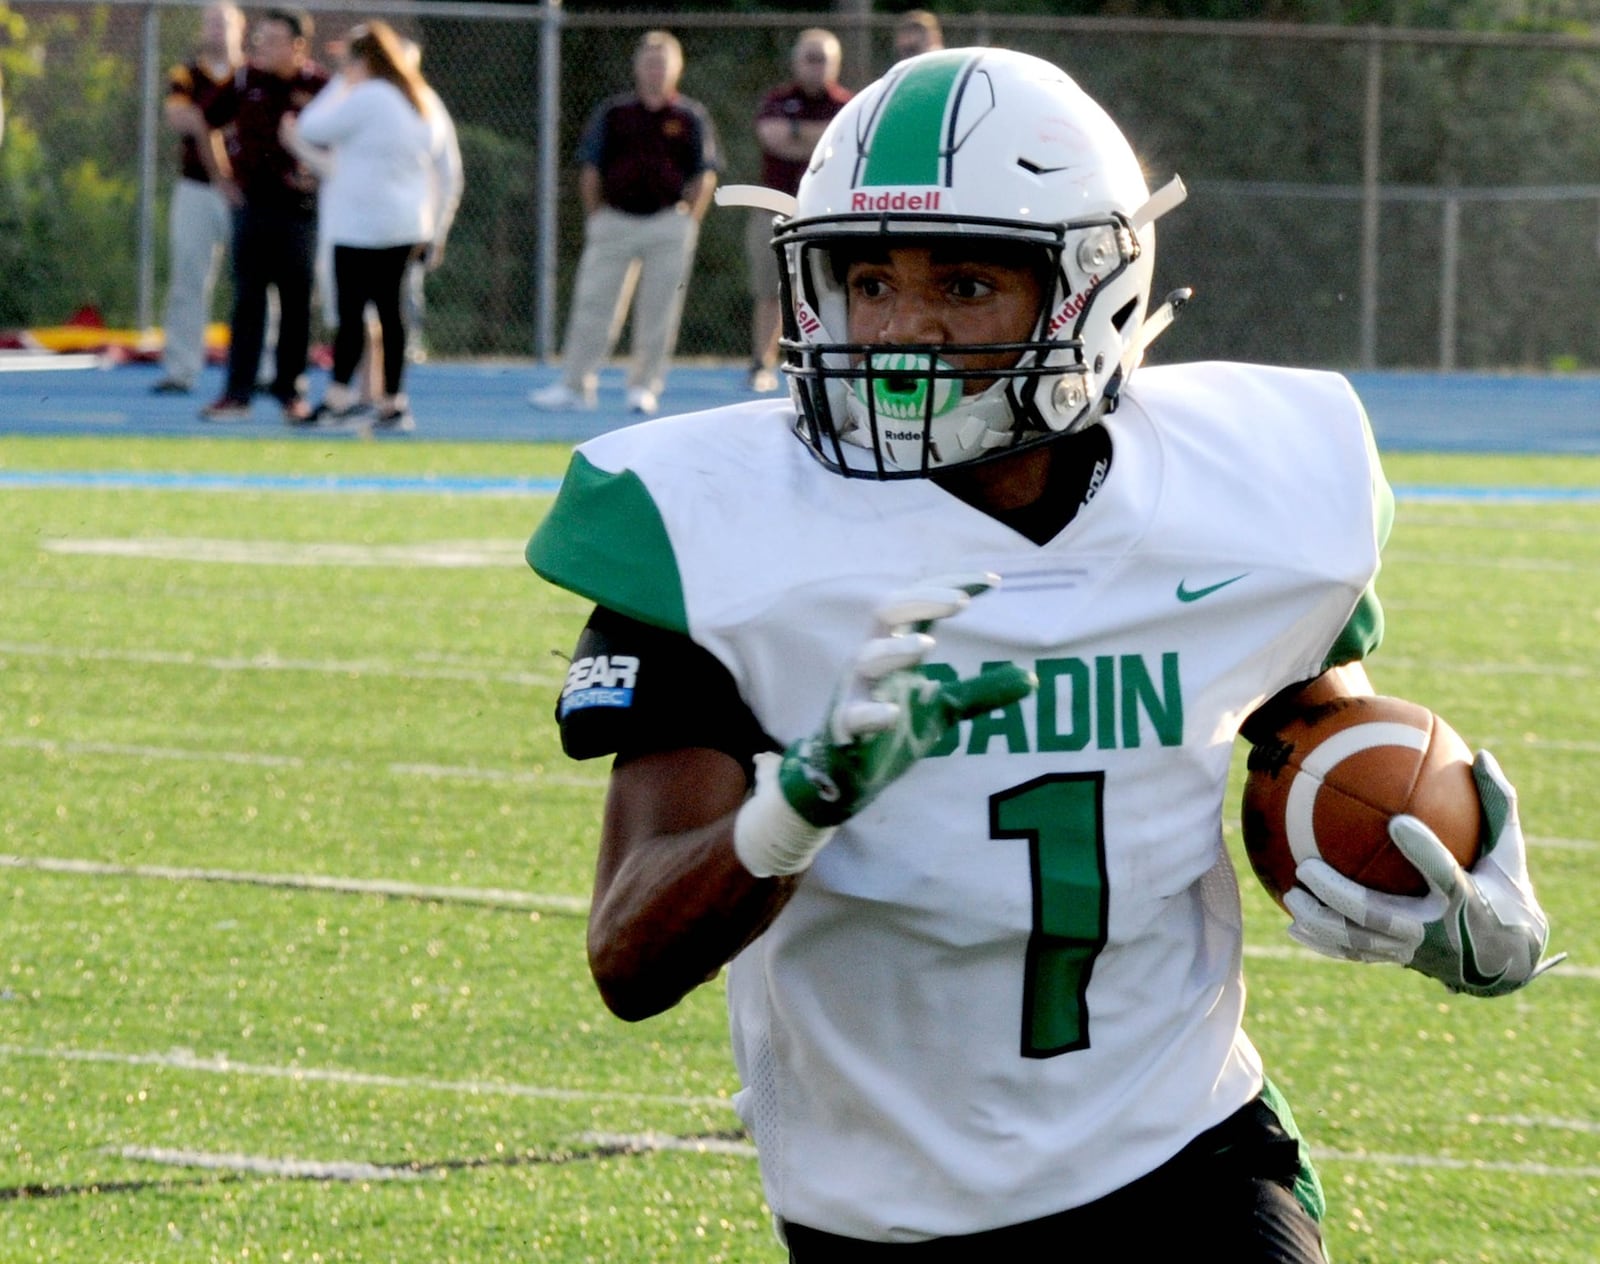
[4,3,1600,372]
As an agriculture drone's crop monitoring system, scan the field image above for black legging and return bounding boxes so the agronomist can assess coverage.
[331,242,419,397]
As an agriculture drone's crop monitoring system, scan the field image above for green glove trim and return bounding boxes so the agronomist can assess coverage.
[779,663,1035,827]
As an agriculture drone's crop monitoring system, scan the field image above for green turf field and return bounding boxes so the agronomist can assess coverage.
[1,437,1595,1262]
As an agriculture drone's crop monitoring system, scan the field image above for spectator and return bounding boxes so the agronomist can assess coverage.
[525,46,1558,1258]
[528,30,720,417]
[893,9,944,61]
[299,33,461,413]
[198,6,329,425]
[150,1,246,396]
[398,36,462,366]
[744,29,851,394]
[285,21,455,432]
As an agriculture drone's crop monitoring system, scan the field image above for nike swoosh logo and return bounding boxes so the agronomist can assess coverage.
[1176,573,1249,603]
[1458,903,1509,991]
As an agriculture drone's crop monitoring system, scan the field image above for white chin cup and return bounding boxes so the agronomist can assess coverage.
[840,353,1017,471]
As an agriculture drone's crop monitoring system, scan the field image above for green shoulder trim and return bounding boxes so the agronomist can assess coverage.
[1323,585,1384,672]
[1322,411,1393,672]
[1258,1077,1328,1229]
[525,450,689,636]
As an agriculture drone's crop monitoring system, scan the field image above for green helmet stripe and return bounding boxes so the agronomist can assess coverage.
[859,51,974,187]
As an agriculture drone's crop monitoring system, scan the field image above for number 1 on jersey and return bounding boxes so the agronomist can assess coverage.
[990,773,1110,1058]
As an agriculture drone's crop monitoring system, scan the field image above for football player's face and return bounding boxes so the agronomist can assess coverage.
[844,246,1045,392]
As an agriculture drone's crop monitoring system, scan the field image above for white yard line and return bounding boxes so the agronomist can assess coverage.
[1310,1148,1600,1180]
[112,1133,761,1182]
[1476,1115,1600,1136]
[0,735,606,789]
[40,538,530,569]
[0,854,591,914]
[1242,942,1600,980]
[116,1146,422,1182]
[0,640,556,687]
[579,1131,758,1159]
[1376,656,1595,679]
[0,1043,729,1111]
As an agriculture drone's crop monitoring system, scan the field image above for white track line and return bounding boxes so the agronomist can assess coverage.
[0,1043,729,1110]
[0,855,591,914]
[0,352,103,372]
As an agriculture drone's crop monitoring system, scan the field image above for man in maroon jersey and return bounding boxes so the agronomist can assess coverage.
[744,28,852,393]
[528,30,720,418]
[198,6,329,424]
[150,1,246,396]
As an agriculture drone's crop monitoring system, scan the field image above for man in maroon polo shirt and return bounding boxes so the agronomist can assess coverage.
[529,29,720,417]
[150,1,246,396]
[198,6,329,424]
[743,28,852,393]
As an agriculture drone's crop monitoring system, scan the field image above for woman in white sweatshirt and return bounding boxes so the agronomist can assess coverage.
[285,21,450,429]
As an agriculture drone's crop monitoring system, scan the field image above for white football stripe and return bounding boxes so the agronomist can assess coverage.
[117,1146,421,1181]
[580,1131,758,1159]
[1284,722,1430,866]
[0,1042,730,1109]
[0,854,591,914]
[41,537,528,569]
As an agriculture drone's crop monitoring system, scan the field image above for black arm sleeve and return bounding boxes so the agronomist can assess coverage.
[555,605,776,781]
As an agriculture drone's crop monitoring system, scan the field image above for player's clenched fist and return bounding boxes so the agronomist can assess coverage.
[733,574,1036,878]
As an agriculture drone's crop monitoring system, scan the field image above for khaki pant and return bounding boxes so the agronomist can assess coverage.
[557,205,700,397]
[158,178,232,387]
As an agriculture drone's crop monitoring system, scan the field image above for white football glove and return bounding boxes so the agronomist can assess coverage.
[733,574,1035,878]
[1283,750,1562,997]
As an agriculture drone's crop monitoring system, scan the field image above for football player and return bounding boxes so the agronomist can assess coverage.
[527,46,1556,1259]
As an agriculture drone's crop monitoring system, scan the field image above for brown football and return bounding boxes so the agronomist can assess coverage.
[1242,694,1483,909]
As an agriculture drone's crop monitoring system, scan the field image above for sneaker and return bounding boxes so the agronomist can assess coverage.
[199,394,252,422]
[527,382,596,412]
[281,396,315,426]
[308,383,369,425]
[150,377,192,395]
[748,366,779,393]
[625,387,659,416]
[371,406,416,433]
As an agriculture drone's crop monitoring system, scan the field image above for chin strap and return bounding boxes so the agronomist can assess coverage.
[1123,287,1194,374]
[713,184,799,217]
[1129,174,1188,232]
[1116,175,1192,380]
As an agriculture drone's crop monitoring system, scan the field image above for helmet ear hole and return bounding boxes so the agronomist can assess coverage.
[1110,297,1139,332]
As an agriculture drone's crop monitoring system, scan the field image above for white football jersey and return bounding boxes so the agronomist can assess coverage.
[528,361,1391,1242]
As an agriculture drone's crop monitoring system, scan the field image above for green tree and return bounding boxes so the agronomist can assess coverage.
[0,3,140,326]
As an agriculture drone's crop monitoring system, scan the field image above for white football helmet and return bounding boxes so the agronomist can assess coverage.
[772,47,1189,478]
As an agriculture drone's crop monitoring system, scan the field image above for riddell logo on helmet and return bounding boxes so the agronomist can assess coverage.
[795,301,824,338]
[1047,280,1102,337]
[850,189,943,212]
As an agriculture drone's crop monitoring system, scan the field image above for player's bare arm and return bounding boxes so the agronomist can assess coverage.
[588,747,798,1021]
[1240,660,1374,746]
